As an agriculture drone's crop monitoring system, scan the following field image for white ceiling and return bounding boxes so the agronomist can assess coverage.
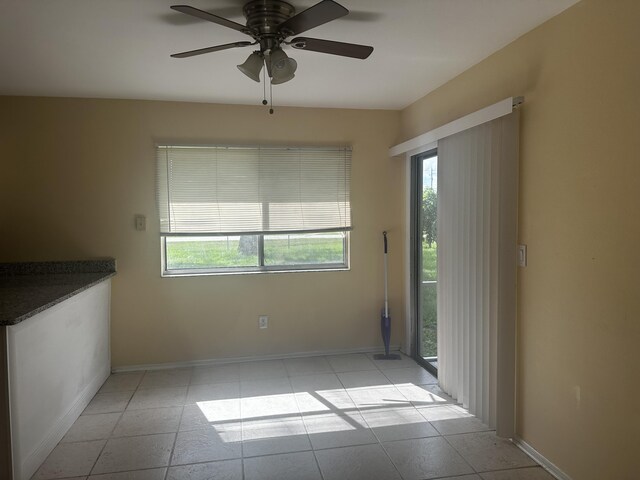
[0,0,578,110]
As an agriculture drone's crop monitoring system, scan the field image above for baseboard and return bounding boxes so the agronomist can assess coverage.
[19,366,110,480]
[513,436,571,480]
[112,344,402,373]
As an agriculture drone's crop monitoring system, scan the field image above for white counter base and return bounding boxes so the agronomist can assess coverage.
[5,280,111,480]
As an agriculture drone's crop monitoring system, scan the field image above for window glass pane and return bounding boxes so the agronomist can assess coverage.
[166,236,259,270]
[420,154,438,363]
[264,232,345,266]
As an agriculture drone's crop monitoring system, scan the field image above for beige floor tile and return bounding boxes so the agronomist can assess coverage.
[190,364,240,385]
[480,467,556,480]
[241,393,299,419]
[383,367,438,386]
[361,407,439,442]
[99,373,144,393]
[337,370,391,389]
[171,427,242,465]
[244,451,322,480]
[32,440,106,479]
[419,405,492,435]
[383,436,474,479]
[127,386,187,410]
[35,356,547,480]
[92,433,175,474]
[240,377,293,398]
[84,392,133,415]
[395,383,455,407]
[186,382,240,404]
[180,400,241,430]
[238,360,287,380]
[304,411,377,449]
[367,353,418,370]
[242,415,311,457]
[240,377,292,397]
[283,357,333,376]
[290,373,343,393]
[295,388,356,415]
[167,459,242,480]
[62,413,121,443]
[445,432,537,472]
[139,369,193,389]
[315,444,402,480]
[89,468,167,480]
[112,406,182,437]
[182,420,242,444]
[432,476,481,480]
[346,386,412,410]
[326,354,377,373]
[48,477,88,480]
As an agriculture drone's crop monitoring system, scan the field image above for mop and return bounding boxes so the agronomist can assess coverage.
[374,231,401,360]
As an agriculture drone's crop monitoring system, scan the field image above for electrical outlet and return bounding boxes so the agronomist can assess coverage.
[258,315,268,329]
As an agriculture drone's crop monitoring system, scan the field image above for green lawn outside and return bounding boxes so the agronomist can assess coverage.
[166,235,344,270]
[422,243,437,281]
[421,243,437,357]
[265,236,344,265]
[166,237,257,269]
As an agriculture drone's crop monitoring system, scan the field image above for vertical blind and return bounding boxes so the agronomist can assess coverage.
[437,111,518,437]
[157,145,352,235]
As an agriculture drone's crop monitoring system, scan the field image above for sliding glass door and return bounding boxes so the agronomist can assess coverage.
[412,150,438,375]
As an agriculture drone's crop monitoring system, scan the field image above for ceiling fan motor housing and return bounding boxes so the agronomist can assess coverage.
[243,0,296,40]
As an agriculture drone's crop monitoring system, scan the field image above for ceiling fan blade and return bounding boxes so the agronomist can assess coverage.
[170,5,250,34]
[290,37,373,59]
[278,0,348,36]
[171,41,252,58]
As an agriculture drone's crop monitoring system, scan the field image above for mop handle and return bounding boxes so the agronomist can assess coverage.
[383,231,389,317]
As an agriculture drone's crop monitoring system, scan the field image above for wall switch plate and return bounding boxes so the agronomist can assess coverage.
[134,214,146,231]
[258,315,268,329]
[518,244,527,267]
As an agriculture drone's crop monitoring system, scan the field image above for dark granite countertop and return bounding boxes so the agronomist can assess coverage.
[0,259,116,326]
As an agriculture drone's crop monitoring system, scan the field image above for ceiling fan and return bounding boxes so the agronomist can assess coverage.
[170,0,374,91]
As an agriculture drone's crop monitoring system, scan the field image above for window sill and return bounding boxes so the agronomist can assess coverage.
[161,266,350,278]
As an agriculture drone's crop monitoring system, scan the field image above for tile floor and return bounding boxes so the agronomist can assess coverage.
[32,353,552,480]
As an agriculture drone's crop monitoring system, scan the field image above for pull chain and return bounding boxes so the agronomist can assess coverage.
[261,64,268,106]
[269,77,274,115]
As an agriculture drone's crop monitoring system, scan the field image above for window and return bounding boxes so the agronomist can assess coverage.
[157,145,352,275]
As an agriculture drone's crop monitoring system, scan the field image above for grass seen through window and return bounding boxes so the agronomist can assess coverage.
[422,243,437,357]
[165,233,346,271]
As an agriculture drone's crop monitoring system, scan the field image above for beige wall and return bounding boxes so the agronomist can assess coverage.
[4,1,640,477]
[0,97,404,368]
[398,1,639,478]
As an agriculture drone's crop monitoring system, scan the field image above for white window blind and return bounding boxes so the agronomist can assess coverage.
[157,145,352,235]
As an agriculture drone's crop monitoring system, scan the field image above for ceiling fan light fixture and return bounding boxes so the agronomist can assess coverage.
[237,52,264,82]
[270,48,297,84]
[271,71,295,85]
